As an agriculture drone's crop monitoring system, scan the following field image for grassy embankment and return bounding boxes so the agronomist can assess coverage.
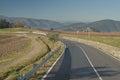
[27,35,65,80]
[0,28,63,80]
[29,42,65,80]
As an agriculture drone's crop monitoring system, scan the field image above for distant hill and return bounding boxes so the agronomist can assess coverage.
[0,15,63,29]
[1,15,120,32]
[59,19,120,32]
[58,22,86,31]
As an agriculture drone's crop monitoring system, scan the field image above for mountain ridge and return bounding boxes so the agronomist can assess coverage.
[0,15,120,32]
[59,19,120,32]
[0,15,63,29]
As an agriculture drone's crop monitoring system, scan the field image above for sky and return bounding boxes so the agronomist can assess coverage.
[1,0,120,22]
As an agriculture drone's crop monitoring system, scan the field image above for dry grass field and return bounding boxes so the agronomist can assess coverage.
[0,34,29,59]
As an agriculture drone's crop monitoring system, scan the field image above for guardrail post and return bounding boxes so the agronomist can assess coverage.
[42,58,46,67]
[18,74,25,80]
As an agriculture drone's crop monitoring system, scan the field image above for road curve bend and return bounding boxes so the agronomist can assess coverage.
[43,39,120,80]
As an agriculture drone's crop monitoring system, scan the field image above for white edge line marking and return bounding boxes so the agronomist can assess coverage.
[41,45,66,80]
[80,47,103,80]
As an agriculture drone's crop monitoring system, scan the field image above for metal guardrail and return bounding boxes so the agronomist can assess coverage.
[18,45,62,80]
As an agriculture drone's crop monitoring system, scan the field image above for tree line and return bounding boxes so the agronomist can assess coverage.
[0,19,24,29]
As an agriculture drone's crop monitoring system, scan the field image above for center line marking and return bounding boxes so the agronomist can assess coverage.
[80,47,103,80]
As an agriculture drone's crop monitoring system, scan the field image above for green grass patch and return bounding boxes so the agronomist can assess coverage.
[39,36,60,50]
[61,34,120,48]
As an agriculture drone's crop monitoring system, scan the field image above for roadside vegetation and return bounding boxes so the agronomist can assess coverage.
[30,43,65,80]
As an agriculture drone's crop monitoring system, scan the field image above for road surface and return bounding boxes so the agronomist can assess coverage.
[43,39,120,80]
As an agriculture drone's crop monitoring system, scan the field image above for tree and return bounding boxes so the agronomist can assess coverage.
[47,32,59,48]
[47,32,59,42]
[50,28,54,31]
[12,21,24,28]
[0,19,10,28]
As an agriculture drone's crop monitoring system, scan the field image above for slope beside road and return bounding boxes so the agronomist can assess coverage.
[43,39,120,80]
[0,35,44,72]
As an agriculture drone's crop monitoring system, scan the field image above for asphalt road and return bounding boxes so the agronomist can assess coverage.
[43,39,120,80]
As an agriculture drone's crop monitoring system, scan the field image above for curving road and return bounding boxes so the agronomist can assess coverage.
[43,39,120,80]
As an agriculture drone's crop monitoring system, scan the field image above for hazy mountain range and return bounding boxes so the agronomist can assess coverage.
[0,15,120,32]
[59,19,120,32]
[0,15,63,29]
